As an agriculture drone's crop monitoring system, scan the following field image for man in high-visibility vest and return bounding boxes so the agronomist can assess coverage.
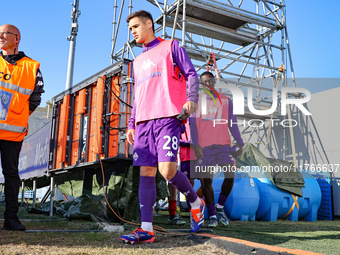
[0,24,44,231]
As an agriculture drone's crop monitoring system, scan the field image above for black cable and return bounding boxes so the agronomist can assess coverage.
[98,76,133,108]
[115,163,130,219]
[102,115,127,132]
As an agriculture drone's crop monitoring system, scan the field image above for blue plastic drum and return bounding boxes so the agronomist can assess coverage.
[194,170,260,221]
[253,167,321,222]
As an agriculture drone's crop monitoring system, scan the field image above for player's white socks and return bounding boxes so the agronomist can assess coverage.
[141,222,153,232]
[190,197,201,210]
[216,203,224,209]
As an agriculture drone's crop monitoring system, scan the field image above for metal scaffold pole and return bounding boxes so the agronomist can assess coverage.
[110,0,298,158]
[111,0,125,62]
[65,0,81,90]
[111,0,118,64]
[49,176,54,217]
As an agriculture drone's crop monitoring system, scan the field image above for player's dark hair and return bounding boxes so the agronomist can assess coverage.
[200,71,214,79]
[126,10,155,33]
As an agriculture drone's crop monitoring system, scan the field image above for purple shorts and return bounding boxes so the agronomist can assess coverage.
[198,144,234,166]
[180,161,191,179]
[132,117,181,166]
[180,160,198,179]
[190,145,234,179]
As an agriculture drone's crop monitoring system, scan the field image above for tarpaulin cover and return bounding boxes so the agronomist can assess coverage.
[236,143,305,196]
[27,195,109,222]
[55,194,108,221]
[29,164,169,222]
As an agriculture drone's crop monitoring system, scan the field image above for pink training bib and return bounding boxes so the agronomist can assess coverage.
[180,122,197,162]
[133,40,187,123]
[195,93,231,147]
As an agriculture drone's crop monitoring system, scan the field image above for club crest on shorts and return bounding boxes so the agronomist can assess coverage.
[133,152,139,161]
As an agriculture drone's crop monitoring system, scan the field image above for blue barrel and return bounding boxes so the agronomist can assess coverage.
[296,171,321,222]
[193,171,260,221]
[253,168,321,222]
[253,174,294,221]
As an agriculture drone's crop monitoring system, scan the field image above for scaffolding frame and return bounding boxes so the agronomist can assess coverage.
[110,0,299,162]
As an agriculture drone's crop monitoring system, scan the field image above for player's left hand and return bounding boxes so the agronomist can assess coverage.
[233,144,243,157]
[193,145,203,160]
[183,101,197,115]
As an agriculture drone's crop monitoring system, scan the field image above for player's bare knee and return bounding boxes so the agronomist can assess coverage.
[140,166,157,177]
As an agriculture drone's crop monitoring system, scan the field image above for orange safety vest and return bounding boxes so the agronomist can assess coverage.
[0,56,39,142]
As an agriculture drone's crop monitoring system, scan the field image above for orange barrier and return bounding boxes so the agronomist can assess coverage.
[70,89,86,166]
[55,94,70,169]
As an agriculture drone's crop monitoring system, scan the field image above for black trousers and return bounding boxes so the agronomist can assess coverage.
[0,139,23,219]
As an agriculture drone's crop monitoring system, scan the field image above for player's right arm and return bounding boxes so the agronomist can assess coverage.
[127,100,137,145]
[171,40,199,115]
[127,129,135,145]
